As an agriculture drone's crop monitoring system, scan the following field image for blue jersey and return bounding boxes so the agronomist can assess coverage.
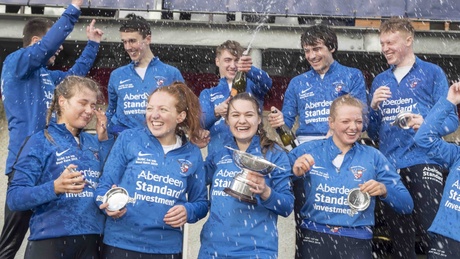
[6,122,114,240]
[105,57,184,134]
[368,57,458,169]
[199,136,293,258]
[199,66,272,155]
[96,127,208,254]
[282,61,367,137]
[414,98,460,242]
[1,4,99,175]
[288,137,413,239]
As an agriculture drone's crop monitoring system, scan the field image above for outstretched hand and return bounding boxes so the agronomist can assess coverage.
[86,19,104,43]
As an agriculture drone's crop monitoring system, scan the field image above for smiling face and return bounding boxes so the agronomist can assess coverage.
[380,30,413,67]
[303,41,335,75]
[216,49,238,83]
[121,31,151,64]
[227,98,261,147]
[58,85,97,134]
[146,91,186,145]
[329,104,363,153]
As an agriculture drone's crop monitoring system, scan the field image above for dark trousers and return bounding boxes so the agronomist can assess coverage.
[0,173,32,259]
[25,235,102,259]
[293,178,305,259]
[102,244,182,259]
[427,233,460,259]
[382,164,446,259]
[300,228,372,259]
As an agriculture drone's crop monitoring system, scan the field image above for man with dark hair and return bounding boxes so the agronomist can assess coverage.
[0,0,103,258]
[199,40,272,155]
[267,24,367,259]
[368,17,457,258]
[105,13,184,135]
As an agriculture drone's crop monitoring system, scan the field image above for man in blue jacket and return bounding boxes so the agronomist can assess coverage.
[105,13,184,135]
[199,40,272,156]
[266,24,367,259]
[368,17,458,258]
[0,0,103,257]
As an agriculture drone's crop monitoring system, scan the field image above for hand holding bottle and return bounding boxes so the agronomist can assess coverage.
[236,55,253,73]
[268,106,285,128]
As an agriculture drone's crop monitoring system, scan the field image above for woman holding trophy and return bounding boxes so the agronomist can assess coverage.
[96,82,208,258]
[6,76,113,258]
[198,93,294,258]
[289,94,413,259]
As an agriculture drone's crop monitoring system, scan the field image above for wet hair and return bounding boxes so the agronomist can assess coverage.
[301,24,338,54]
[216,40,244,58]
[329,94,367,121]
[45,76,101,143]
[226,93,276,155]
[148,82,203,142]
[119,13,151,38]
[379,17,415,37]
[23,18,53,47]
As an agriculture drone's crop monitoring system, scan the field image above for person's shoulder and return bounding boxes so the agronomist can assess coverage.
[288,71,313,86]
[118,127,146,139]
[373,67,392,79]
[152,57,180,70]
[110,64,131,74]
[415,56,444,71]
[292,139,326,154]
[339,62,362,73]
[3,48,25,63]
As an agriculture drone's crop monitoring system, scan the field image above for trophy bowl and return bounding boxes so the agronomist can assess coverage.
[96,187,136,211]
[223,146,283,204]
[391,111,412,129]
[347,188,371,216]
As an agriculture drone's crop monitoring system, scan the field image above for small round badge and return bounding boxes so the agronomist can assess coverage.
[347,188,371,216]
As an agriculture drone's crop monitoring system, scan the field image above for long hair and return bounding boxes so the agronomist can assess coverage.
[148,82,203,142]
[226,93,276,155]
[45,76,101,143]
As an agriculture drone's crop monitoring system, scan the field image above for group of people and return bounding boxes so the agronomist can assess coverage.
[0,1,459,258]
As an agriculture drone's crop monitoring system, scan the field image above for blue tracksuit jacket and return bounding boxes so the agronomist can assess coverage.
[367,56,458,169]
[282,61,367,137]
[414,97,460,242]
[96,127,208,254]
[288,137,413,239]
[7,121,114,240]
[199,136,293,258]
[105,57,184,134]
[1,4,99,175]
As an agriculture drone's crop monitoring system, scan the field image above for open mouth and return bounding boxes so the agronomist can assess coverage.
[236,126,250,132]
[152,121,164,127]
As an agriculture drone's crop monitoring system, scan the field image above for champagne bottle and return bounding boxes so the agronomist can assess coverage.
[272,110,299,151]
[230,50,249,97]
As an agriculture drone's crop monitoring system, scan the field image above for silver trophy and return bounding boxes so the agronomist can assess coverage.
[96,187,136,211]
[391,111,412,129]
[347,188,371,216]
[224,146,283,204]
